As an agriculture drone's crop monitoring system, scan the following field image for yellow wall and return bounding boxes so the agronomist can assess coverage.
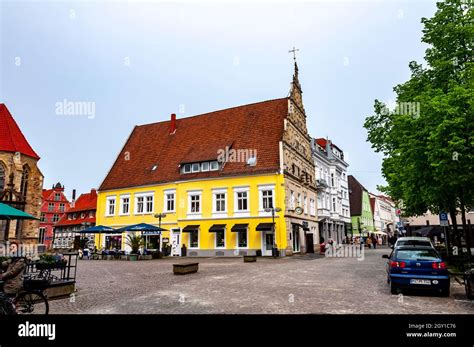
[96,173,287,253]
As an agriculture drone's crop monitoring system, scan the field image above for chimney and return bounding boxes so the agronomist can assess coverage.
[170,113,177,135]
[72,189,76,201]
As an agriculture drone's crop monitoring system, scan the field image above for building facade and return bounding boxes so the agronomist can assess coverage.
[348,175,374,236]
[0,104,43,246]
[96,63,318,256]
[39,182,70,249]
[312,138,350,244]
[53,189,97,249]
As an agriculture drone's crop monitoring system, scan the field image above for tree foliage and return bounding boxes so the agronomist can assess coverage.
[364,0,473,219]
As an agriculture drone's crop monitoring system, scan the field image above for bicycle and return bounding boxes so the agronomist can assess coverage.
[0,278,49,315]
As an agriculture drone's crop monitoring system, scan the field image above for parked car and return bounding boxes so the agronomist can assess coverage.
[465,269,474,300]
[383,246,450,296]
[392,236,434,249]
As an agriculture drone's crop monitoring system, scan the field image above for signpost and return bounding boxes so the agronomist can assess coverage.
[439,212,449,258]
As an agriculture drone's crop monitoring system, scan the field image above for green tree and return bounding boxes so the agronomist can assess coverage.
[364,0,473,248]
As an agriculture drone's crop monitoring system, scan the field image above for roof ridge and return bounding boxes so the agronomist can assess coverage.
[136,97,288,127]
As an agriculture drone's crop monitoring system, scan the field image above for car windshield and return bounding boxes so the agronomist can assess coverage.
[395,249,439,261]
[398,240,431,247]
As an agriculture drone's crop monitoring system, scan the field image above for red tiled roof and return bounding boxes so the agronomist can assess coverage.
[0,104,40,159]
[66,189,97,213]
[55,216,95,227]
[99,98,289,191]
[42,189,54,200]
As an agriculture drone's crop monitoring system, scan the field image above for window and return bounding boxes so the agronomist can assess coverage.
[59,203,65,212]
[191,163,200,172]
[145,195,154,213]
[236,191,248,211]
[298,193,302,207]
[262,190,274,209]
[201,162,209,172]
[20,166,29,199]
[106,197,116,216]
[54,193,61,201]
[189,194,201,214]
[304,195,308,214]
[210,161,219,171]
[292,224,300,252]
[237,229,248,248]
[214,193,226,213]
[189,230,199,248]
[121,196,130,215]
[38,228,46,244]
[331,173,335,187]
[332,198,336,212]
[182,164,191,173]
[215,229,225,248]
[290,191,295,209]
[40,213,46,222]
[0,163,5,191]
[48,203,54,212]
[164,191,175,212]
[136,196,144,214]
[53,214,60,223]
[310,199,316,216]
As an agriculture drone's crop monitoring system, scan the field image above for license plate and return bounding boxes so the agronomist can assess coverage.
[410,279,431,285]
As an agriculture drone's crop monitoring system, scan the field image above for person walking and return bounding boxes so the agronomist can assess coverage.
[366,236,372,249]
[371,234,377,249]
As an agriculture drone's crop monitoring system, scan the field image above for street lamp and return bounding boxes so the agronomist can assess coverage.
[154,213,167,251]
[264,207,282,258]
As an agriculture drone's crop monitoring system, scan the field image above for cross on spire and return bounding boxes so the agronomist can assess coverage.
[288,46,299,62]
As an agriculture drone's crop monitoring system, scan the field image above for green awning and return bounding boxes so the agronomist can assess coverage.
[0,203,39,220]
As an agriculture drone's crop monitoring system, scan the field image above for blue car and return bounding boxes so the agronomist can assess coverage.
[383,246,450,296]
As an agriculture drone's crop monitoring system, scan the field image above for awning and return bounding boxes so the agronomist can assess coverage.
[256,223,274,231]
[231,224,248,232]
[209,224,226,232]
[292,223,310,231]
[182,225,199,232]
[0,202,39,220]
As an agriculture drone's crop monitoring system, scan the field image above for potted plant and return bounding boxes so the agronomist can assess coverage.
[35,253,67,270]
[126,234,143,261]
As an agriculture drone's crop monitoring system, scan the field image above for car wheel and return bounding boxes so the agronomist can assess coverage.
[390,283,398,295]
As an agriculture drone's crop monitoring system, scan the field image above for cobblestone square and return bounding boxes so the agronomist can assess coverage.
[49,247,473,314]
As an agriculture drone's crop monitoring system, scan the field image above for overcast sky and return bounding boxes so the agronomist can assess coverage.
[1,0,437,199]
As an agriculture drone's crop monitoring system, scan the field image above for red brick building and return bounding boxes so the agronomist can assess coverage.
[53,189,97,249]
[39,182,70,249]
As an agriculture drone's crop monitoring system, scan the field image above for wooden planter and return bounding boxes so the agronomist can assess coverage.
[173,262,199,275]
[243,255,257,263]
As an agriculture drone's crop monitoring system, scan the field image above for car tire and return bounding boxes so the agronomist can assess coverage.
[390,284,398,295]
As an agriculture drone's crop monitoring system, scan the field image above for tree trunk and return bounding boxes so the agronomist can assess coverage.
[449,207,461,250]
[460,188,472,260]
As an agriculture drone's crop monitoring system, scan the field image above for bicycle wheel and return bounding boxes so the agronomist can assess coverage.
[15,291,49,315]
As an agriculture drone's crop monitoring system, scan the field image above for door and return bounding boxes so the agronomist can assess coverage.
[305,233,314,253]
[171,230,181,256]
[262,232,274,256]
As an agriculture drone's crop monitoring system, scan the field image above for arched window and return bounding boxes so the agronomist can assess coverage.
[0,162,5,191]
[20,165,29,199]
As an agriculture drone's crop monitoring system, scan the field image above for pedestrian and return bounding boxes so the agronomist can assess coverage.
[371,234,377,249]
[366,236,372,249]
[0,255,26,297]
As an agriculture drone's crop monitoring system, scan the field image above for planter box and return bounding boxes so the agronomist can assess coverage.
[243,255,257,263]
[120,255,128,261]
[92,254,101,260]
[45,281,75,300]
[129,254,138,261]
[106,255,114,261]
[35,262,67,271]
[173,262,199,275]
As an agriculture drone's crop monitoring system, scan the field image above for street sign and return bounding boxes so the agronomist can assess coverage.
[439,212,449,226]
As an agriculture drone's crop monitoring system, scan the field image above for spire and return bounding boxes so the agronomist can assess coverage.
[288,47,305,114]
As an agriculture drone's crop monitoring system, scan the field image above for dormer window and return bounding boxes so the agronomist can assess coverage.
[210,161,218,171]
[181,160,219,174]
[201,162,209,172]
[183,164,191,173]
[191,163,200,172]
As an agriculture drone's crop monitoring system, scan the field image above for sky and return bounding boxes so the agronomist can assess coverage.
[0,0,438,199]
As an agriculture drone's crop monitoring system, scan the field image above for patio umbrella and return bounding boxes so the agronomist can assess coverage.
[78,225,118,234]
[116,223,167,250]
[0,202,39,220]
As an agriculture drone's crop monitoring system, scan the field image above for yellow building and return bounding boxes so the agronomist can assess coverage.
[96,63,319,256]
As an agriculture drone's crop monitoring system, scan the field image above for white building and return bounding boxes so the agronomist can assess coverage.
[370,194,398,237]
[312,138,351,244]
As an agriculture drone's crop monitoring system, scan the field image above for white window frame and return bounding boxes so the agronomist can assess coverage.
[236,227,248,249]
[258,184,275,215]
[233,186,250,217]
[187,190,202,218]
[120,194,130,216]
[106,196,116,216]
[135,192,154,215]
[188,229,200,249]
[201,162,209,172]
[163,189,176,213]
[212,188,227,217]
[182,164,191,174]
[191,163,200,173]
[215,227,226,249]
[210,161,219,171]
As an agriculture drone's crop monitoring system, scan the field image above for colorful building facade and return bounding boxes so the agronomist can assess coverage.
[39,182,70,249]
[348,175,374,236]
[96,63,318,256]
[0,104,43,246]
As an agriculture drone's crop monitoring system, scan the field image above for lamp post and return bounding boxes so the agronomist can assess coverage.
[264,207,282,258]
[154,213,166,252]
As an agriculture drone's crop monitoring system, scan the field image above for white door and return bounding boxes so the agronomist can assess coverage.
[262,232,274,256]
[171,230,181,256]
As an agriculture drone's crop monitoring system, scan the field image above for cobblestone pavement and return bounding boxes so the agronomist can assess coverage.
[49,247,474,314]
